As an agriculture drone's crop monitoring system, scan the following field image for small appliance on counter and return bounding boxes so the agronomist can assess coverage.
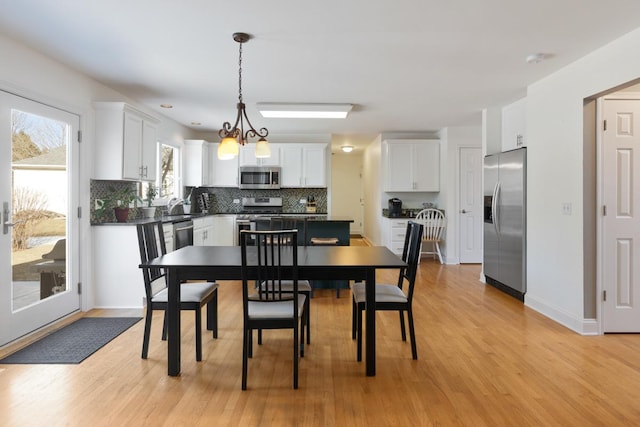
[388,198,402,217]
[306,196,317,213]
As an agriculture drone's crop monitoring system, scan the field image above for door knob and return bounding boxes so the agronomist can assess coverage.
[460,209,469,214]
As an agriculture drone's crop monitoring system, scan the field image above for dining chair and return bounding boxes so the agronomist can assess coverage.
[136,221,218,361]
[415,208,445,264]
[240,229,307,390]
[351,220,423,361]
[256,216,312,345]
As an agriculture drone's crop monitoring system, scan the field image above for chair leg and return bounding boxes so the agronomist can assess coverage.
[436,242,443,264]
[399,310,407,341]
[258,329,263,345]
[351,298,357,340]
[356,304,363,362]
[293,325,299,389]
[206,290,218,339]
[161,311,168,341]
[304,293,311,344]
[242,326,249,390]
[407,308,418,360]
[248,329,253,358]
[300,315,305,358]
[195,308,202,361]
[142,308,152,359]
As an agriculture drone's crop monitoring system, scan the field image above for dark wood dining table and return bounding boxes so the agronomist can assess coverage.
[140,245,406,377]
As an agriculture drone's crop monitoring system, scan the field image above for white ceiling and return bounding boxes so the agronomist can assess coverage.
[2,0,640,152]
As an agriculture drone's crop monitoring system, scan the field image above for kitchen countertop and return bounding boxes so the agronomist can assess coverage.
[91,212,352,226]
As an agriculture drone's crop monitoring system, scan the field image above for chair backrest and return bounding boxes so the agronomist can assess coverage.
[240,229,300,309]
[136,221,168,299]
[398,221,424,303]
[270,216,307,246]
[415,208,445,241]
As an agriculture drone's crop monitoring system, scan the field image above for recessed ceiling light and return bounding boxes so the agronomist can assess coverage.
[257,103,353,119]
[160,104,173,108]
[190,122,202,126]
[341,146,354,153]
[526,53,546,64]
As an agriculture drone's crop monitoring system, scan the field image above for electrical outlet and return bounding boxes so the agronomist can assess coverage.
[562,202,572,215]
[300,199,307,204]
[233,199,240,204]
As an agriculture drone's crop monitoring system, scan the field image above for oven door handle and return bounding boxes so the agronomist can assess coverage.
[174,224,193,233]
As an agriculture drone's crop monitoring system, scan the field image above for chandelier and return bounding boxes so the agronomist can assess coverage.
[218,32,270,160]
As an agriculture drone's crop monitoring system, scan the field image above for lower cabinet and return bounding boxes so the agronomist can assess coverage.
[210,215,236,246]
[93,226,146,308]
[193,216,215,246]
[381,217,411,255]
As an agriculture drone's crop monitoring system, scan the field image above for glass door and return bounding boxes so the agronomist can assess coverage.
[0,91,80,346]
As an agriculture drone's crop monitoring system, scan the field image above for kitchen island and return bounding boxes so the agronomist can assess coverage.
[252,215,354,295]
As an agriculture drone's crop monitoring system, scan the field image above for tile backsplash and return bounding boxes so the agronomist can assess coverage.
[90,179,327,223]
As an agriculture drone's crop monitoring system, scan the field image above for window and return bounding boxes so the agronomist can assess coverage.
[141,143,179,203]
[160,144,177,199]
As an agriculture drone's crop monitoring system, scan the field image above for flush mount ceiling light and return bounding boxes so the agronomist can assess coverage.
[526,53,546,64]
[218,32,270,160]
[341,146,354,153]
[257,103,353,119]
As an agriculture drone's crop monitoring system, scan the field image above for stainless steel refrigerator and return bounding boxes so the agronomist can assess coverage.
[483,148,526,301]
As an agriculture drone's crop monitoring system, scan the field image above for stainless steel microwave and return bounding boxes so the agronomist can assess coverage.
[239,166,281,189]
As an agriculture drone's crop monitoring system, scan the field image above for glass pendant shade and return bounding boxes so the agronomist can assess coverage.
[254,138,271,158]
[218,137,239,160]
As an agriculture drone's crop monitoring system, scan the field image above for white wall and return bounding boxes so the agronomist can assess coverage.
[525,27,640,334]
[330,151,363,235]
[362,136,382,245]
[0,33,198,310]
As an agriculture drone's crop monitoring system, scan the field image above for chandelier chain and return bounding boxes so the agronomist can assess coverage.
[238,41,243,103]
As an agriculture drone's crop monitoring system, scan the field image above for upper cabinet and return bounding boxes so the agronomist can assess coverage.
[280,143,327,187]
[183,140,212,187]
[501,97,526,151]
[209,143,239,187]
[94,102,159,182]
[383,139,440,192]
[239,143,281,166]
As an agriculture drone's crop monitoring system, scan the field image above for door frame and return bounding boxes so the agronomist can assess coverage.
[458,146,483,263]
[596,92,640,333]
[0,84,86,345]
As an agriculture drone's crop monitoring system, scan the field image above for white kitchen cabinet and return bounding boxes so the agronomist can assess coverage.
[209,143,239,187]
[210,215,236,246]
[183,140,211,186]
[383,140,440,192]
[94,102,159,182]
[501,97,526,151]
[280,143,327,187]
[381,217,411,255]
[193,216,215,246]
[239,143,281,166]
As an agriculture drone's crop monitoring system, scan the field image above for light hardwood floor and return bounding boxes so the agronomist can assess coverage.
[2,258,640,425]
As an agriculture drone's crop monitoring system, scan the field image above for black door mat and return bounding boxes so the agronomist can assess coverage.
[0,317,141,364]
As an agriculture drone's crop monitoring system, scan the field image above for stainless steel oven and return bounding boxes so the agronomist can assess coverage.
[239,166,281,189]
[173,220,193,249]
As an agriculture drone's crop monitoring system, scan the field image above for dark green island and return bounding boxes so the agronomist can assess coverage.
[254,215,354,296]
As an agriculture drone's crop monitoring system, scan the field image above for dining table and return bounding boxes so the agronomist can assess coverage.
[140,244,407,377]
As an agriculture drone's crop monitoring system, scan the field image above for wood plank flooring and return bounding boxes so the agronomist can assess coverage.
[2,259,640,425]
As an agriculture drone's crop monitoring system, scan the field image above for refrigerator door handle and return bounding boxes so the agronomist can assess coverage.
[492,182,501,234]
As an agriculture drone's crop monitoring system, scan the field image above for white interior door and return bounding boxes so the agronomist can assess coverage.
[0,91,80,345]
[459,147,483,263]
[602,97,640,332]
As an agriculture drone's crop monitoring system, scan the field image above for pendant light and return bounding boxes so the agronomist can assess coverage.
[217,32,269,160]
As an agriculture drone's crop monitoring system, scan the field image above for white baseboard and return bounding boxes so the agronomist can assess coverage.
[525,294,600,335]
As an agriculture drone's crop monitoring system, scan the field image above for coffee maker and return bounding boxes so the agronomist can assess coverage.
[388,198,402,217]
